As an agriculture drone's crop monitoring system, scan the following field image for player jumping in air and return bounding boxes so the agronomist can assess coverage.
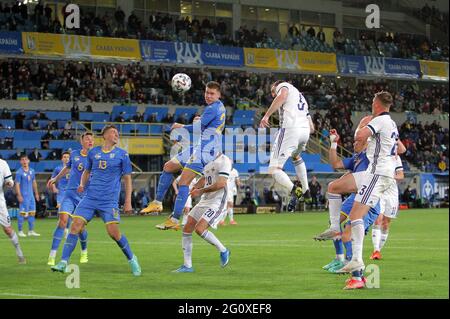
[46,132,94,266]
[259,80,315,212]
[51,125,141,276]
[140,81,226,231]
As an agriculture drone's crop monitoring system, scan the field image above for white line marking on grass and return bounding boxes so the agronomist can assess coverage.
[0,292,96,299]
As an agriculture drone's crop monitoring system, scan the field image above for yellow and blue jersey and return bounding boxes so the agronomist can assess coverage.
[184,100,226,150]
[342,151,369,173]
[85,146,132,204]
[52,164,69,192]
[15,167,35,200]
[66,149,89,191]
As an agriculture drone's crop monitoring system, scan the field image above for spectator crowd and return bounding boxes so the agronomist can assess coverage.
[0,1,448,61]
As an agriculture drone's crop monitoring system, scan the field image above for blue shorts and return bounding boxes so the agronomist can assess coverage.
[174,145,211,176]
[72,196,120,224]
[19,196,36,215]
[59,189,83,217]
[56,191,66,207]
[341,193,380,233]
[174,146,194,168]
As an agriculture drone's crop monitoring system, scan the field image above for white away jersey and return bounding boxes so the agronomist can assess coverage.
[198,154,232,207]
[366,113,399,178]
[0,159,13,199]
[227,168,239,196]
[275,82,310,129]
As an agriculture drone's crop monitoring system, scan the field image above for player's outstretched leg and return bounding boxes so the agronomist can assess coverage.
[141,160,181,214]
[107,223,141,276]
[157,169,198,231]
[51,218,84,273]
[3,226,26,264]
[196,219,230,268]
[293,157,311,201]
[48,213,70,266]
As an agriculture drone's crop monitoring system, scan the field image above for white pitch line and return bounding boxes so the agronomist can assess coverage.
[0,239,447,251]
[0,292,96,299]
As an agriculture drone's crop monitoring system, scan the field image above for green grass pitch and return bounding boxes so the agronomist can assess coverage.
[0,209,448,299]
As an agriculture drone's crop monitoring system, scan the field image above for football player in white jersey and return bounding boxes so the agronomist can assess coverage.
[172,175,199,226]
[370,155,404,260]
[336,91,400,289]
[0,159,26,264]
[173,154,232,273]
[260,80,314,211]
[219,166,241,226]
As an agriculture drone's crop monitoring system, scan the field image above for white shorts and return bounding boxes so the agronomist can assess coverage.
[380,186,399,219]
[189,205,224,228]
[0,200,11,228]
[354,173,397,210]
[352,171,366,191]
[269,127,310,168]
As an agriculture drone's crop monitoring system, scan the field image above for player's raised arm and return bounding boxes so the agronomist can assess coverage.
[260,86,288,128]
[329,129,345,169]
[47,166,70,189]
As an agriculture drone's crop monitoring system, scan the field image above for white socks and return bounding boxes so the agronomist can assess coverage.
[293,158,309,191]
[272,169,294,192]
[380,230,389,250]
[10,232,24,258]
[351,219,364,262]
[327,193,342,232]
[372,225,381,251]
[181,214,188,227]
[200,230,226,253]
[228,208,234,222]
[182,232,193,268]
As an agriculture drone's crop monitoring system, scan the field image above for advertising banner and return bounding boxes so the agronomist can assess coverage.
[297,51,337,73]
[201,44,243,67]
[140,40,176,62]
[385,58,421,78]
[420,60,449,81]
[0,32,23,54]
[244,48,279,69]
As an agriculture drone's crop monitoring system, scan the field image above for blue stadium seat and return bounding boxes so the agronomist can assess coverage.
[0,130,14,138]
[13,131,46,140]
[79,112,109,122]
[308,163,334,172]
[174,107,199,122]
[0,119,15,129]
[34,160,60,172]
[57,121,68,129]
[8,160,20,171]
[136,124,150,134]
[111,105,137,121]
[92,123,105,132]
[302,154,321,163]
[233,110,256,126]
[0,150,16,160]
[120,124,133,134]
[45,111,72,121]
[13,139,41,149]
[49,140,80,151]
[144,106,168,122]
[150,125,163,135]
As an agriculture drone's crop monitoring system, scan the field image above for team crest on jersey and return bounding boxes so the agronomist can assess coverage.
[95,153,101,159]
[110,153,115,159]
[74,156,80,162]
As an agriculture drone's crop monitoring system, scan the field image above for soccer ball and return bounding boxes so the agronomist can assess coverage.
[171,73,191,93]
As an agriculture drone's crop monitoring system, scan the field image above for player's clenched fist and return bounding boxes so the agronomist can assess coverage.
[329,129,340,143]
